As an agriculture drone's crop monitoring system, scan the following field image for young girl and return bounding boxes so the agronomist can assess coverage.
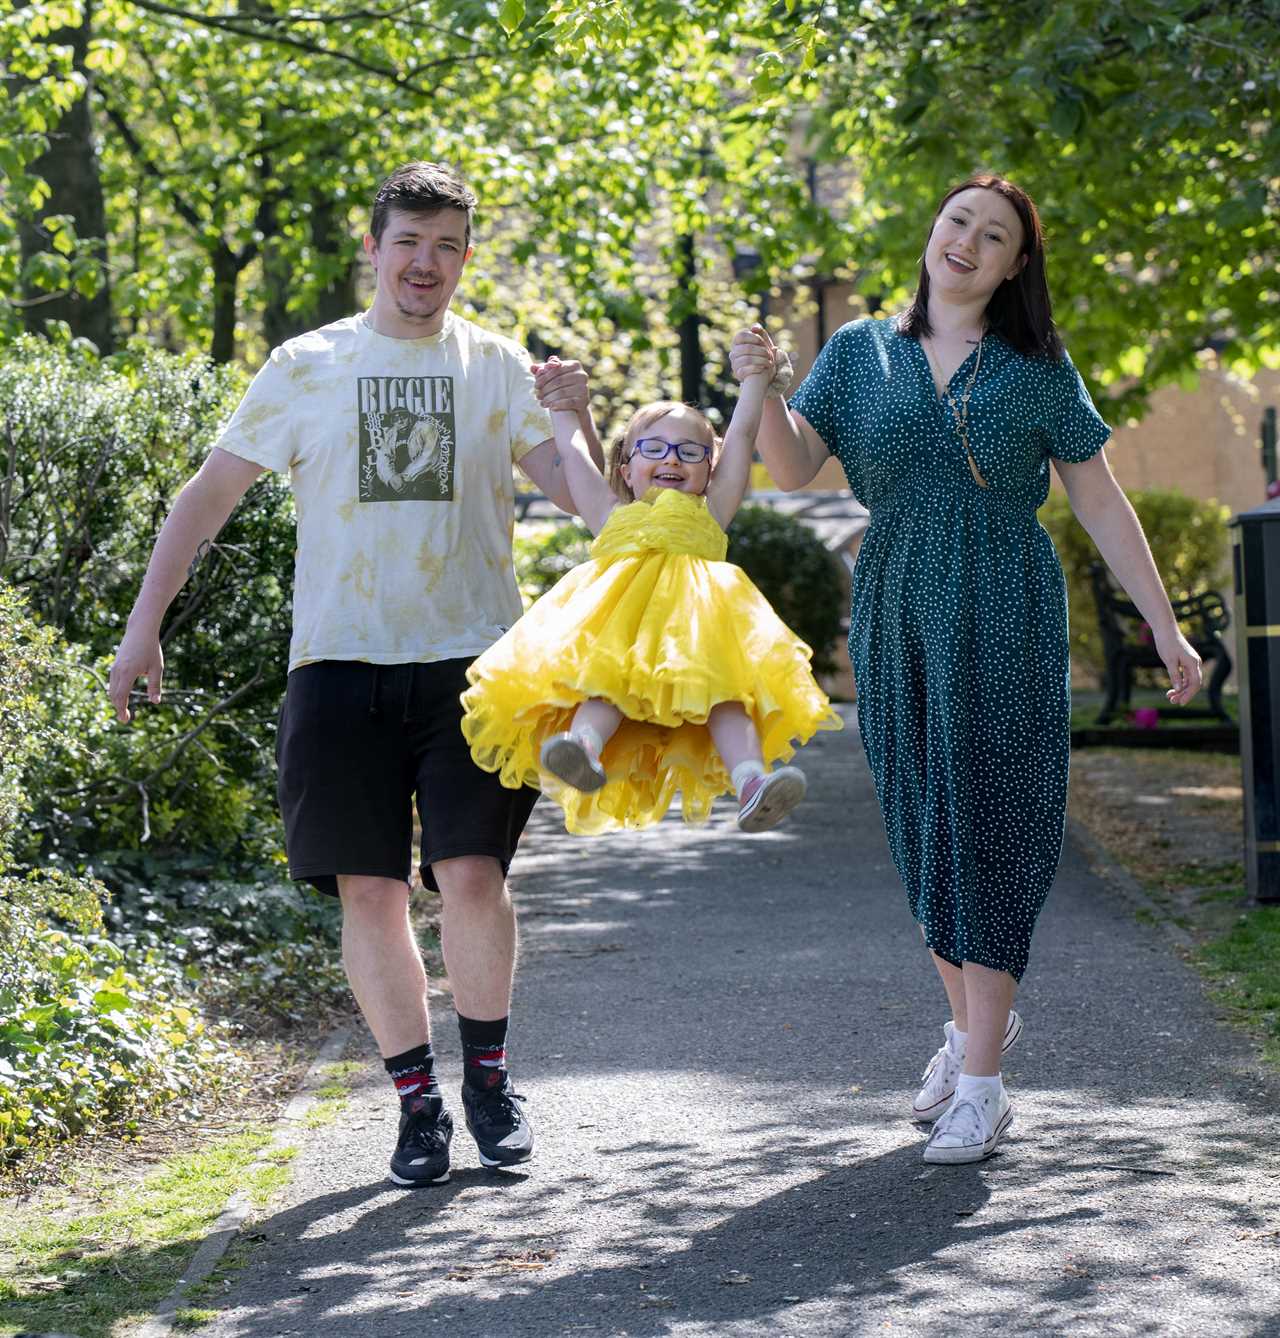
[459,359,842,836]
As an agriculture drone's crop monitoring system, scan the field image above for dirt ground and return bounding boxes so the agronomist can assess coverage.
[1068,746,1247,937]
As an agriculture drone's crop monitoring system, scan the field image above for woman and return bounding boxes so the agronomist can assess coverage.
[730,174,1202,1164]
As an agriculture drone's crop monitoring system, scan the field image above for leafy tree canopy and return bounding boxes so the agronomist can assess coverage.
[2,0,1276,418]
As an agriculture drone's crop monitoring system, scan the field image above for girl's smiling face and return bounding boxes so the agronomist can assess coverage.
[924,186,1027,303]
[620,408,715,497]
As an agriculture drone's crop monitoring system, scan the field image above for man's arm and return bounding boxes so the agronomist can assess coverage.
[108,447,266,722]
[518,437,576,515]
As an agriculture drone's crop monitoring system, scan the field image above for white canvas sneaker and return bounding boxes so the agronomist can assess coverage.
[923,1085,1013,1164]
[911,1009,1023,1123]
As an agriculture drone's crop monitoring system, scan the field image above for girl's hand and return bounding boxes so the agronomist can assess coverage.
[532,355,591,413]
[730,324,776,384]
[1154,626,1203,706]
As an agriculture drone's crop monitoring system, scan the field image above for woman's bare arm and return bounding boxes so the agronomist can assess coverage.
[1054,450,1202,706]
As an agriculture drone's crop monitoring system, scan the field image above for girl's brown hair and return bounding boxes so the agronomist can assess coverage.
[607,401,719,502]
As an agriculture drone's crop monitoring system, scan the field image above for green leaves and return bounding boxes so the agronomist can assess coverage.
[497,0,526,35]
[1050,91,1084,139]
[4,0,1277,420]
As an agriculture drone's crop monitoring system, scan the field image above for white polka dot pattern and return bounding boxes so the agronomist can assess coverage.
[789,316,1111,980]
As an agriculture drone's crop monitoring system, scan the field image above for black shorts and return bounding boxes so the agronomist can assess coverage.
[276,658,539,897]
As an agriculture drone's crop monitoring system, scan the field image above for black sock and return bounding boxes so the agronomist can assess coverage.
[457,1014,509,1091]
[384,1042,439,1106]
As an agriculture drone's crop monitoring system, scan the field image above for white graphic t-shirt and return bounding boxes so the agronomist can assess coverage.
[215,312,553,670]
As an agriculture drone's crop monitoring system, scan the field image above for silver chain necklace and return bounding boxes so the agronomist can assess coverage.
[925,335,989,489]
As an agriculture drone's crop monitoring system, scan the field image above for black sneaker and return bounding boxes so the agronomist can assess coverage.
[389,1092,453,1187]
[461,1075,534,1167]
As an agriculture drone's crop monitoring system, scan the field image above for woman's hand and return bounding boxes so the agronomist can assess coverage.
[730,324,777,383]
[1154,626,1203,706]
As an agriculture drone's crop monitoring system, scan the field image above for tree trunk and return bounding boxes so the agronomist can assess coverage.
[18,1,114,352]
[676,232,703,404]
[210,246,239,364]
[262,194,357,348]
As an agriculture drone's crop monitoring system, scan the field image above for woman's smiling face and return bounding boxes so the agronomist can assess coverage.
[924,186,1027,303]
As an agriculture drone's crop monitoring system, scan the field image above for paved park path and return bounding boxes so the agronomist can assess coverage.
[201,707,1280,1337]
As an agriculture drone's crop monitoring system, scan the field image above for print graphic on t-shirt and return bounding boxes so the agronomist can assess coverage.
[357,376,456,501]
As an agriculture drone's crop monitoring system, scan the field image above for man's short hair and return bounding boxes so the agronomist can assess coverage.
[370,162,477,246]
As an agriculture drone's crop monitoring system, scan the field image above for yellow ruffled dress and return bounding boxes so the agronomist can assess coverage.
[461,487,842,834]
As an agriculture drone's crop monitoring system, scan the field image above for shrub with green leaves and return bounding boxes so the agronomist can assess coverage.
[18,641,269,872]
[0,336,295,866]
[1039,487,1232,679]
[0,870,219,1165]
[513,504,845,674]
[0,583,57,860]
[726,505,845,675]
[513,520,596,607]
[0,588,223,1169]
[89,854,346,1025]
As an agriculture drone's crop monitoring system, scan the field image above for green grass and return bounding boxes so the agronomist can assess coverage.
[177,1058,359,1323]
[1070,687,1238,733]
[0,1051,360,1337]
[303,1060,363,1129]
[1198,905,1280,1068]
[1169,860,1246,889]
[0,1130,282,1338]
[175,1307,221,1330]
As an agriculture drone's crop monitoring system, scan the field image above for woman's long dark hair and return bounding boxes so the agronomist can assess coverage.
[899,173,1064,360]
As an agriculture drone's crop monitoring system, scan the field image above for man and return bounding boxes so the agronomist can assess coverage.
[108,161,601,1187]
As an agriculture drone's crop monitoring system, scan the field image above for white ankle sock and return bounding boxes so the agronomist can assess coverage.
[946,1024,968,1056]
[955,1073,1003,1106]
[574,723,603,757]
[730,760,766,797]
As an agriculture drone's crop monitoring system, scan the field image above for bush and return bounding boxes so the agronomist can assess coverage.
[0,336,296,867]
[726,505,845,675]
[19,641,271,872]
[0,869,219,1167]
[0,588,222,1170]
[513,503,845,674]
[1039,487,1232,679]
[513,521,595,606]
[91,854,346,1026]
[0,583,57,863]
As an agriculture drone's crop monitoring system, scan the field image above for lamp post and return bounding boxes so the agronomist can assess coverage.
[1230,495,1280,903]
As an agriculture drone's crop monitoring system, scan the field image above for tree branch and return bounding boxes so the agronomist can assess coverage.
[100,97,206,233]
[64,668,267,819]
[121,0,509,90]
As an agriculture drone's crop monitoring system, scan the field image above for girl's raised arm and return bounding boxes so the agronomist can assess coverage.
[549,409,619,536]
[705,370,769,530]
[730,325,829,490]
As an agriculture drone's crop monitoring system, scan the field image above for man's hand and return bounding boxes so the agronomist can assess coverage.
[532,356,590,414]
[108,627,164,723]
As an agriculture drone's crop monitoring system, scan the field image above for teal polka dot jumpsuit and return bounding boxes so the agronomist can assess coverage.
[790,317,1111,981]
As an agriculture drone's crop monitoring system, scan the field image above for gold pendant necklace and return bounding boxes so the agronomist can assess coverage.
[926,335,989,488]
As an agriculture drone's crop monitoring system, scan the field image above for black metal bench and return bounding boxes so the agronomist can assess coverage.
[1088,561,1233,724]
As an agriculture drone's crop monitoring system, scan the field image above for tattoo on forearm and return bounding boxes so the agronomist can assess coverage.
[188,539,212,581]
